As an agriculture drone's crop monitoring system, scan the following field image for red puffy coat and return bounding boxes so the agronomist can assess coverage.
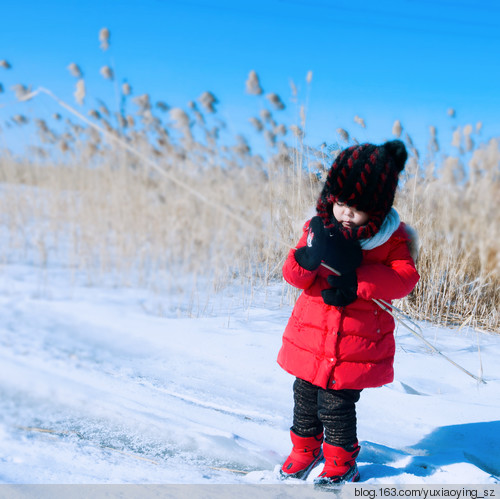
[277,221,420,390]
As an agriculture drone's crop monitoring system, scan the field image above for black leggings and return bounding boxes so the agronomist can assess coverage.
[292,377,361,447]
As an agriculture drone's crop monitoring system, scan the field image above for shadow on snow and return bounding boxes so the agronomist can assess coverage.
[359,421,500,481]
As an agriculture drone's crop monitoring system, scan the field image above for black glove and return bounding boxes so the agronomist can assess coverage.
[294,217,328,271]
[322,225,363,275]
[321,272,358,307]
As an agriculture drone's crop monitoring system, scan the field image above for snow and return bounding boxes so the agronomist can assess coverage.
[0,260,499,485]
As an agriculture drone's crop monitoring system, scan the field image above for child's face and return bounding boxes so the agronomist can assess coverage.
[333,202,370,229]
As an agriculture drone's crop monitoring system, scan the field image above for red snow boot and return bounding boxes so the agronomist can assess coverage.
[280,430,323,480]
[314,441,360,486]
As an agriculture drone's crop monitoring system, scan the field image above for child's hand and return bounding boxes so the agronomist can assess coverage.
[321,272,358,307]
[294,217,329,270]
[322,227,362,274]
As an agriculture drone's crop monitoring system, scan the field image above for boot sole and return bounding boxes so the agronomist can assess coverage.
[279,449,324,481]
[313,464,360,488]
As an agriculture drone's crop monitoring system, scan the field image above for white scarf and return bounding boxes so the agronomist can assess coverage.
[360,208,400,250]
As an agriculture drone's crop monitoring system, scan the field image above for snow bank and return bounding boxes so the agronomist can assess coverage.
[0,263,498,484]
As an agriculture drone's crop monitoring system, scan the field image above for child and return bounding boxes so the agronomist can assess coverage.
[277,140,420,485]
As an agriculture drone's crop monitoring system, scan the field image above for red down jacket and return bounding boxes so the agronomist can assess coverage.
[277,220,420,390]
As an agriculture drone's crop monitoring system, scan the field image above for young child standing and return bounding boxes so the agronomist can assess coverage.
[277,140,420,485]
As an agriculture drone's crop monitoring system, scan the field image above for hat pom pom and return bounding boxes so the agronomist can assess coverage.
[384,140,407,172]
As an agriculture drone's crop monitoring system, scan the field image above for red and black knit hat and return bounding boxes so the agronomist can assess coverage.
[317,140,408,240]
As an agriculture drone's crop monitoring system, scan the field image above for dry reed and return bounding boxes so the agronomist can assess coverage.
[0,51,498,332]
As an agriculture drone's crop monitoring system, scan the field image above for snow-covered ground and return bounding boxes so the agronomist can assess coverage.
[0,260,499,485]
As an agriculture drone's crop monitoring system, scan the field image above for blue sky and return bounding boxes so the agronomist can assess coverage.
[1,0,499,158]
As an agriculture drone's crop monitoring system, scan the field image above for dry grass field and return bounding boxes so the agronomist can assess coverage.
[0,53,498,332]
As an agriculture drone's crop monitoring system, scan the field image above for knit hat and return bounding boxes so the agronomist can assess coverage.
[316,140,408,240]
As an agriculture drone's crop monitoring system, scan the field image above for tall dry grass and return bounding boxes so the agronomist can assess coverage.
[0,31,498,330]
[396,139,500,331]
[0,133,320,296]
